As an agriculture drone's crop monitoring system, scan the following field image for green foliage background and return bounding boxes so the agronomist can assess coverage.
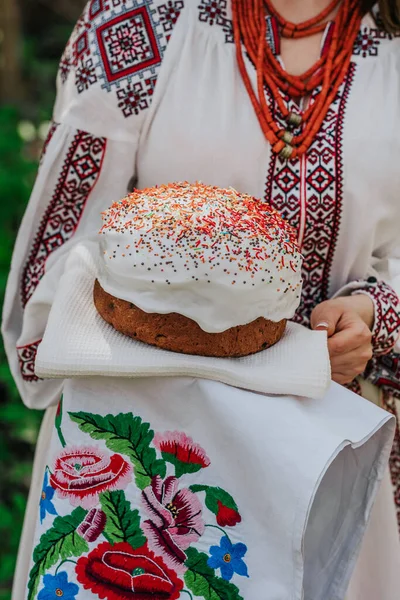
[0,4,82,598]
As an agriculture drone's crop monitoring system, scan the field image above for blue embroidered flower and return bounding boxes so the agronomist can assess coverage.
[39,471,57,523]
[38,571,79,600]
[207,536,249,581]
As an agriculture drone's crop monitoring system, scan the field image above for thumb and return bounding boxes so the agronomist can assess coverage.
[310,300,343,337]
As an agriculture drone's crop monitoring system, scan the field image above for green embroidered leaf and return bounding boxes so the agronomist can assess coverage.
[55,395,66,448]
[27,507,88,600]
[162,452,204,478]
[190,485,238,514]
[184,548,243,600]
[100,490,146,548]
[68,411,166,489]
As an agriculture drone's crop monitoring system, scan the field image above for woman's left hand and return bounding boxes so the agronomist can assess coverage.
[310,295,374,385]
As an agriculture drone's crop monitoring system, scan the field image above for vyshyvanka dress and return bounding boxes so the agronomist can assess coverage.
[2,1,400,599]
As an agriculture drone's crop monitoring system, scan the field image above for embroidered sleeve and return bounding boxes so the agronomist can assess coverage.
[351,279,400,356]
[362,351,400,396]
[55,0,184,134]
[1,0,187,408]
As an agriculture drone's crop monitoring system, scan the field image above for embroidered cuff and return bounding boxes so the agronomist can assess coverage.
[352,278,400,356]
[363,351,400,398]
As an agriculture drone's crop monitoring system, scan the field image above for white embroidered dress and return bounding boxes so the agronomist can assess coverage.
[2,1,400,599]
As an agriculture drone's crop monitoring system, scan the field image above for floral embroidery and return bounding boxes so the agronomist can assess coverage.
[154,430,211,476]
[50,446,132,509]
[28,409,247,600]
[76,541,184,600]
[198,0,234,43]
[142,475,205,572]
[21,131,106,308]
[352,280,400,356]
[190,484,242,527]
[207,537,248,581]
[38,571,79,600]
[39,471,58,523]
[60,0,183,118]
[16,340,42,382]
[76,508,106,542]
[215,500,241,527]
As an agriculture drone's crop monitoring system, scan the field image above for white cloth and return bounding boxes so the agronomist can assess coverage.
[24,375,394,600]
[35,242,330,399]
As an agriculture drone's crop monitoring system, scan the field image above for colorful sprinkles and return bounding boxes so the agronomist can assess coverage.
[100,182,302,290]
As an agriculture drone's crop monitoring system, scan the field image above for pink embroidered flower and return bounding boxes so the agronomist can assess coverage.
[50,446,132,509]
[153,431,210,477]
[77,508,106,542]
[142,476,205,573]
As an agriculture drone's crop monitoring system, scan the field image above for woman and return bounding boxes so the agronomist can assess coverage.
[2,0,400,598]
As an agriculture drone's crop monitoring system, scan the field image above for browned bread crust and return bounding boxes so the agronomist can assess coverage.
[93,279,286,357]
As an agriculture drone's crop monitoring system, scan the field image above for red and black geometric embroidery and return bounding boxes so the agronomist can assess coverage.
[345,379,362,396]
[381,390,400,529]
[96,8,162,82]
[39,122,60,166]
[21,131,106,308]
[60,0,181,119]
[353,27,388,57]
[117,75,157,116]
[198,0,233,43]
[352,5,400,58]
[17,340,42,382]
[364,351,400,396]
[89,0,106,20]
[265,64,356,326]
[76,58,98,92]
[353,280,400,355]
[158,1,184,40]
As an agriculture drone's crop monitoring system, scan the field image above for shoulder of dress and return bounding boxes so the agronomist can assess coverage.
[353,8,400,61]
[54,0,185,131]
[196,0,234,43]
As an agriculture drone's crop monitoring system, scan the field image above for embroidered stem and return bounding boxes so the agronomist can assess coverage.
[205,524,232,543]
[181,591,194,600]
[55,395,66,448]
[55,559,78,575]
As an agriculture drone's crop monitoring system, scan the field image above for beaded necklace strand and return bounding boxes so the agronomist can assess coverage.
[232,0,363,158]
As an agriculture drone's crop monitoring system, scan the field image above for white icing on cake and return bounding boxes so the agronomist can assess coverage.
[98,182,303,332]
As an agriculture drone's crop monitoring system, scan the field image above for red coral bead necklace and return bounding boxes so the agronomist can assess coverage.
[231,0,363,158]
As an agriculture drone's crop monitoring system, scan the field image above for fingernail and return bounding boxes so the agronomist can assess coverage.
[315,321,329,330]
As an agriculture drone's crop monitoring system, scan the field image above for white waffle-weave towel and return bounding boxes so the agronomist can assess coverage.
[36,242,330,399]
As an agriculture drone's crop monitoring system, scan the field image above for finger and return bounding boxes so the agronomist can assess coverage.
[328,325,372,356]
[310,301,343,337]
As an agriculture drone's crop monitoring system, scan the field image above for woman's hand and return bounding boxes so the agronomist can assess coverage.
[310,295,374,385]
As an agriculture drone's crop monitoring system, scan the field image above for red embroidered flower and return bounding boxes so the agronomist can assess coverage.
[50,446,132,509]
[142,476,205,573]
[216,500,242,527]
[76,542,183,600]
[153,431,210,477]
